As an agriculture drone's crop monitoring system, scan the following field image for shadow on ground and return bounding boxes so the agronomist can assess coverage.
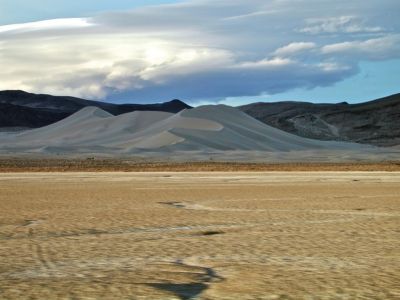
[148,283,207,300]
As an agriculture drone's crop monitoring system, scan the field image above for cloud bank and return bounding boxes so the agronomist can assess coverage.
[0,0,399,102]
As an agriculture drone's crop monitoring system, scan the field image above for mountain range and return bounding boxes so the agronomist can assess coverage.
[0,90,399,146]
[0,90,191,128]
[240,93,400,147]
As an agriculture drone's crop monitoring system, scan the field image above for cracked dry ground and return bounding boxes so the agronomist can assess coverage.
[0,172,399,299]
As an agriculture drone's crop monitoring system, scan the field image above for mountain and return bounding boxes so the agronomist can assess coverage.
[0,90,191,129]
[0,105,373,155]
[239,93,400,146]
[0,103,69,128]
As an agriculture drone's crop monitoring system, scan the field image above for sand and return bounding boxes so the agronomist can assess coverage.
[1,105,393,162]
[1,172,399,299]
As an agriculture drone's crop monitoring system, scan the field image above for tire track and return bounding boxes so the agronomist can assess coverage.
[29,242,57,276]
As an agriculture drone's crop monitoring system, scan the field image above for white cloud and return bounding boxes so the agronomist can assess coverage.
[321,35,400,60]
[273,42,316,56]
[0,0,399,101]
[0,18,93,34]
[318,62,351,72]
[237,57,294,69]
[223,10,279,21]
[300,16,384,35]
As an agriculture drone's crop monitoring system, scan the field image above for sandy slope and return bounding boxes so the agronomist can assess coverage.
[0,105,389,161]
[172,105,366,151]
[0,172,399,299]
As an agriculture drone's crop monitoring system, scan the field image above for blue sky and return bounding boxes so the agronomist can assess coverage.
[221,59,400,105]
[0,1,179,25]
[0,0,399,105]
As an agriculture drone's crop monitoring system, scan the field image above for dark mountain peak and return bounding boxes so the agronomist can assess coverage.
[0,90,192,128]
[164,99,192,109]
[0,90,33,97]
[167,99,188,105]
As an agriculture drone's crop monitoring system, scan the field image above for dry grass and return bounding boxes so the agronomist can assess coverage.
[0,158,400,172]
[0,172,399,299]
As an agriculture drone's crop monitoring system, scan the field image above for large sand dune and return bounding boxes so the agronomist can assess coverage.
[0,105,380,155]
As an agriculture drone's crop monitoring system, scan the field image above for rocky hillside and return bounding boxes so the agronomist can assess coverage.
[0,103,69,128]
[239,93,400,146]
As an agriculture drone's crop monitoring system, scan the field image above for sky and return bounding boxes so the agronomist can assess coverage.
[0,0,399,106]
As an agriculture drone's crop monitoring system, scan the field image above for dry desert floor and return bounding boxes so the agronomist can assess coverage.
[0,172,399,299]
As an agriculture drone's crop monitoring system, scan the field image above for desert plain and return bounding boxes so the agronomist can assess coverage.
[0,171,399,299]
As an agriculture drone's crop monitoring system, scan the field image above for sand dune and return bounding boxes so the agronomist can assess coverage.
[174,105,366,151]
[0,104,394,160]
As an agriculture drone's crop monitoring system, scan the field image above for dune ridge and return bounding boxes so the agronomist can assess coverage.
[0,105,395,161]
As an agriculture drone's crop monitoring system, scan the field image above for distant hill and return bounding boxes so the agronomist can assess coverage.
[239,93,400,146]
[0,90,191,128]
[0,103,69,128]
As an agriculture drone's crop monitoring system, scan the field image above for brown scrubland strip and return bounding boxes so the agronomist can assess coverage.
[0,159,399,172]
